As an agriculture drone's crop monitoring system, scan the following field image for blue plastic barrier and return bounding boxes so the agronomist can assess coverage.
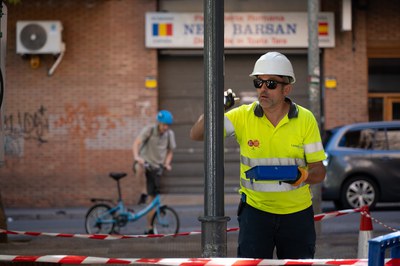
[368,231,400,266]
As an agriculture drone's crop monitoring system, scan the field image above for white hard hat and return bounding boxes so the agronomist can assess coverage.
[249,51,296,84]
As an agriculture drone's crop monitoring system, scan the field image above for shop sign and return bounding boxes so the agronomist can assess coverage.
[145,12,335,48]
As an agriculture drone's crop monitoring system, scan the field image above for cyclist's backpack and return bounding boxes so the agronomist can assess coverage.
[140,126,171,152]
[140,127,154,153]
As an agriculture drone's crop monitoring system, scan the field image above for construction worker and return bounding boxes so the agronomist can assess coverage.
[190,51,326,259]
[132,110,176,234]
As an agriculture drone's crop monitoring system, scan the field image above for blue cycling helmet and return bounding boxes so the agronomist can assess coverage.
[157,110,173,125]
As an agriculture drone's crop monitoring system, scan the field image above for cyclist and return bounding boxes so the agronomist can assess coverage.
[132,110,176,234]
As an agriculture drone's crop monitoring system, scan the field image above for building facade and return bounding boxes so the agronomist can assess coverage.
[0,0,399,207]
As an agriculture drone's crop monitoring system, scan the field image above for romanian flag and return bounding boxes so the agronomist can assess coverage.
[318,22,328,36]
[152,23,173,36]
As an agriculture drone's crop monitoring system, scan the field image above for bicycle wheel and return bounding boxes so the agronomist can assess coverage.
[151,205,180,235]
[85,204,115,234]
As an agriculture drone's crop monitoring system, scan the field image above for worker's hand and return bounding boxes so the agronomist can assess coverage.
[224,89,240,110]
[285,167,308,187]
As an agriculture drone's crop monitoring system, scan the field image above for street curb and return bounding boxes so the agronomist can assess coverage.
[5,194,240,221]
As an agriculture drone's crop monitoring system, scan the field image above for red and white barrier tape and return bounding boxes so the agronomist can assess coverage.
[0,228,203,240]
[313,208,359,222]
[1,255,399,265]
[360,211,398,232]
[0,208,360,240]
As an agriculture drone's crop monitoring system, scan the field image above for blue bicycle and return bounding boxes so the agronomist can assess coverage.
[84,170,180,235]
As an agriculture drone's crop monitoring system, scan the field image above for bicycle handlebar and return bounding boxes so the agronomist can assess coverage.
[144,162,164,176]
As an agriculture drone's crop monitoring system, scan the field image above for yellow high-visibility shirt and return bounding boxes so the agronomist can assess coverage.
[224,99,326,214]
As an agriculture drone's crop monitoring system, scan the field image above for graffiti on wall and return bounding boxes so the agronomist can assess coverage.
[4,105,49,142]
[53,101,137,150]
[53,102,126,138]
[4,105,49,155]
[3,101,151,155]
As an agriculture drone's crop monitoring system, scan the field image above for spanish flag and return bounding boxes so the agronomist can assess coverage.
[152,23,173,36]
[318,22,328,36]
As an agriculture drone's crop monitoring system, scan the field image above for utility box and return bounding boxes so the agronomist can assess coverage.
[16,20,63,54]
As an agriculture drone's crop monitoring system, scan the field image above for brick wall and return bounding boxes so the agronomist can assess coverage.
[322,0,400,129]
[367,0,400,43]
[0,0,157,207]
[322,1,369,129]
[366,0,400,57]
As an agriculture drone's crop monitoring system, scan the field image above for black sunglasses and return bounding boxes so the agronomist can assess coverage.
[253,78,288,90]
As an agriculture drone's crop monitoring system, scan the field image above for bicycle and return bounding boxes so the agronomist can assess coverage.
[84,165,180,235]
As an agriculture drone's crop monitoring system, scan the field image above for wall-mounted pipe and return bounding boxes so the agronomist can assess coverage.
[48,42,65,76]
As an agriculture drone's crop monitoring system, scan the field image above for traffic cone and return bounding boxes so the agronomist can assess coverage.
[357,205,373,258]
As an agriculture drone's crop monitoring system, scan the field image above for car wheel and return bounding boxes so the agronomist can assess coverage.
[340,176,379,210]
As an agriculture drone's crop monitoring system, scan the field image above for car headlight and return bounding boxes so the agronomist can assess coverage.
[323,152,329,167]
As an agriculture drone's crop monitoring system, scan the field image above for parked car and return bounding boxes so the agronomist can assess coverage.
[322,121,400,210]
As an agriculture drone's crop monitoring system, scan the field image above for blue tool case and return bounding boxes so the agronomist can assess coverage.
[245,165,298,182]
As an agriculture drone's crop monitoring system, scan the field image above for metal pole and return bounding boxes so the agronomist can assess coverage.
[199,0,229,258]
[0,2,7,244]
[0,1,5,167]
[308,0,322,235]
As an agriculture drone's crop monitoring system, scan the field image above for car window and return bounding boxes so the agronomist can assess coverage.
[337,125,400,150]
[387,127,400,150]
[338,129,362,148]
[358,128,376,149]
[373,128,388,150]
[322,127,340,147]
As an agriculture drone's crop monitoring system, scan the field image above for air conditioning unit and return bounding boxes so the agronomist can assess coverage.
[16,21,64,54]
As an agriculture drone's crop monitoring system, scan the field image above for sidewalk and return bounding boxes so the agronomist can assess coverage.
[4,194,241,221]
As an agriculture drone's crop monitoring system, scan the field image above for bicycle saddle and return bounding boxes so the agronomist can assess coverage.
[109,172,127,181]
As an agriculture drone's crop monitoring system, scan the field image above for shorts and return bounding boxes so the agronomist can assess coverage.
[237,199,316,259]
[145,167,162,196]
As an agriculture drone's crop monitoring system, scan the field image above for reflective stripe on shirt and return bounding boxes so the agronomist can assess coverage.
[225,116,235,137]
[304,142,324,154]
[241,178,305,192]
[240,156,306,168]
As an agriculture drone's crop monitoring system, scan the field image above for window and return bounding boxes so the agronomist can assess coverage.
[359,129,375,149]
[368,58,400,121]
[387,127,400,150]
[338,126,400,151]
[339,129,362,149]
[372,128,387,150]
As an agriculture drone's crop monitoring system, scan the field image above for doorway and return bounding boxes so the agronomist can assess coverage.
[369,94,400,121]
